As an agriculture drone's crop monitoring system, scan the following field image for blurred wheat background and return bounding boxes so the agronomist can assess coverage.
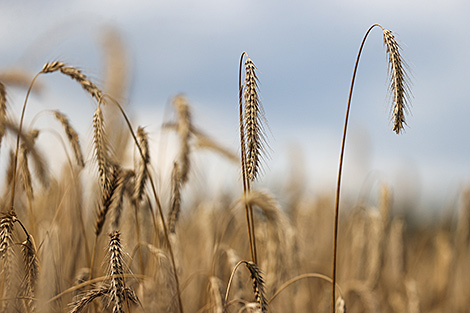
[0,1,470,312]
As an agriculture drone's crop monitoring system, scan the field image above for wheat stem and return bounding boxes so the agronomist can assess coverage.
[332,23,410,313]
[239,52,256,264]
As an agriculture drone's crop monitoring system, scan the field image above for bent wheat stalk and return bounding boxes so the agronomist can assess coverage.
[331,24,411,313]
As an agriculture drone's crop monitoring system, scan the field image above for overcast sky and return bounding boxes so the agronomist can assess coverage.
[1,0,469,215]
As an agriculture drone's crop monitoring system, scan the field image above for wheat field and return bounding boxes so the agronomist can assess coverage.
[0,25,469,313]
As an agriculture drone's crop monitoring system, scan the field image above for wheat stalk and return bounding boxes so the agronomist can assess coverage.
[239,52,267,264]
[0,82,6,149]
[331,24,411,313]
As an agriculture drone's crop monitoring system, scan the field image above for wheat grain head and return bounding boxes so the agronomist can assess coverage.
[243,57,266,182]
[382,28,411,134]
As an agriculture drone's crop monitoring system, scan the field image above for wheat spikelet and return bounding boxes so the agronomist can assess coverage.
[243,57,266,182]
[108,231,126,313]
[95,165,121,237]
[168,162,182,234]
[93,106,111,191]
[133,126,149,203]
[0,212,16,312]
[382,28,410,134]
[173,95,192,184]
[70,232,137,313]
[21,234,38,313]
[40,61,103,102]
[53,111,85,167]
[245,261,267,313]
[70,286,109,313]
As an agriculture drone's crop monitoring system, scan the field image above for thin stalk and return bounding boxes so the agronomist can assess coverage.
[332,23,380,313]
[9,73,40,212]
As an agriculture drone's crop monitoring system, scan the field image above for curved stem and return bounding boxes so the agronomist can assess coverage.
[269,273,344,304]
[9,73,41,212]
[332,23,382,313]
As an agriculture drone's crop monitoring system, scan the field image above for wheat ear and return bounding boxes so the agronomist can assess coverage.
[168,162,182,234]
[21,234,38,313]
[331,24,411,313]
[53,111,85,167]
[95,165,122,237]
[239,52,266,264]
[93,105,111,191]
[383,29,410,134]
[133,126,149,203]
[173,95,192,184]
[243,57,265,182]
[0,212,16,311]
[40,61,103,102]
[108,231,127,313]
[225,260,267,313]
[70,286,109,313]
[245,261,268,313]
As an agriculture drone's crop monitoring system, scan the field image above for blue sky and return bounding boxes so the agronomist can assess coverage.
[1,0,469,214]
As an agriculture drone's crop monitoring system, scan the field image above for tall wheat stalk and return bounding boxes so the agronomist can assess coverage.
[238,52,266,264]
[331,24,411,313]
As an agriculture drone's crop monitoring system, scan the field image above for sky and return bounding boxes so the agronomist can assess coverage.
[0,0,469,216]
